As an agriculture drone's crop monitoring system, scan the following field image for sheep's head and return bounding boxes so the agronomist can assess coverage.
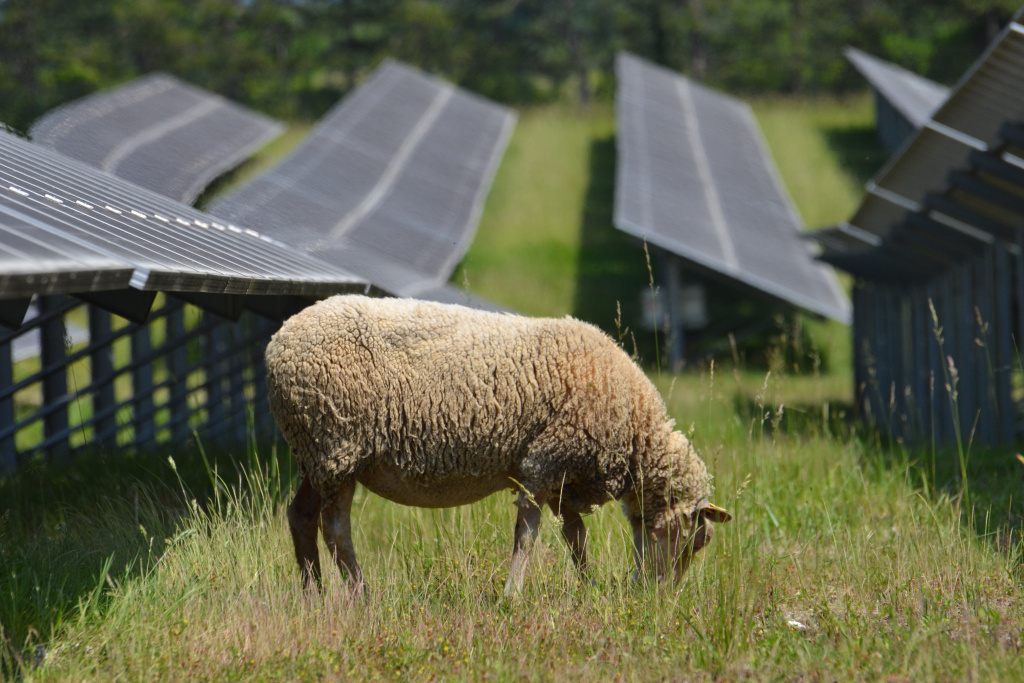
[664,497,732,581]
[625,430,733,583]
[662,431,732,581]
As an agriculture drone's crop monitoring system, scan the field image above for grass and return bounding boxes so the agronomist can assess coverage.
[453,104,619,321]
[3,366,1024,681]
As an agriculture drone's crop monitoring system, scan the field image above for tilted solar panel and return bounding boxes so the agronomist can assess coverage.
[845,22,1024,241]
[614,52,850,323]
[210,60,516,298]
[844,47,949,129]
[0,131,367,299]
[31,73,284,204]
[413,282,510,313]
[0,194,133,300]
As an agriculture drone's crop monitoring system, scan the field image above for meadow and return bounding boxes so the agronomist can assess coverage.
[3,95,1024,681]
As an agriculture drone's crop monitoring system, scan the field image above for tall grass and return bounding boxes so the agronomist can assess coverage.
[3,365,1023,681]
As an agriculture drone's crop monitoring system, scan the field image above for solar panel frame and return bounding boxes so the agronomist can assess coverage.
[0,192,134,299]
[0,131,368,298]
[845,22,1024,242]
[614,52,851,324]
[844,47,949,129]
[411,283,511,313]
[30,73,284,204]
[210,60,516,298]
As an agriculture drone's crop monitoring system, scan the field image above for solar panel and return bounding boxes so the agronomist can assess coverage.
[31,73,284,204]
[844,47,949,129]
[0,192,133,299]
[413,283,510,313]
[210,60,516,298]
[0,131,367,299]
[614,52,850,323]
[844,22,1024,241]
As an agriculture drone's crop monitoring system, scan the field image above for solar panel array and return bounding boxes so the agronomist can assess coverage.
[31,73,284,204]
[837,22,1024,246]
[614,52,850,323]
[210,60,516,298]
[0,131,367,301]
[414,282,509,313]
[844,47,949,129]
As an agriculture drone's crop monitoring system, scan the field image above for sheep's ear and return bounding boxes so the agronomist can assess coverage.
[697,500,732,523]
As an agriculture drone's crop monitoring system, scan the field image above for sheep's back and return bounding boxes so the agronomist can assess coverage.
[266,295,666,492]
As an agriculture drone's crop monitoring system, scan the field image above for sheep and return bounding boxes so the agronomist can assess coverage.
[264,295,731,594]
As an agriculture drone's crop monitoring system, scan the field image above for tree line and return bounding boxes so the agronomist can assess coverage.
[0,0,1019,130]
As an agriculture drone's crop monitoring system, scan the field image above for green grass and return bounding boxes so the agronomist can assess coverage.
[3,366,1024,681]
[454,104,619,321]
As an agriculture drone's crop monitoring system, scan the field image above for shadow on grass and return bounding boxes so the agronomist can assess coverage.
[822,125,889,188]
[571,136,657,362]
[903,443,1024,541]
[735,395,860,442]
[737,388,1024,541]
[847,426,1024,541]
[0,438,293,666]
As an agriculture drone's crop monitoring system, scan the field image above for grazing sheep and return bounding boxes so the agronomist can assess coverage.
[265,295,731,594]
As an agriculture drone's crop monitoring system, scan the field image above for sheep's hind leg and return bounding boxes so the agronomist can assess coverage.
[321,477,364,592]
[288,474,322,590]
[548,500,588,572]
[504,490,547,597]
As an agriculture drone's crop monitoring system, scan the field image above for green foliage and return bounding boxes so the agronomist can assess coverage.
[0,0,1019,131]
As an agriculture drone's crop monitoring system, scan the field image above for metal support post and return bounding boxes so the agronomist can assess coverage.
[39,295,68,460]
[665,255,685,373]
[0,337,14,471]
[89,305,117,447]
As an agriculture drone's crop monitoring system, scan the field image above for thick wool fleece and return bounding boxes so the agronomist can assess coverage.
[265,295,711,524]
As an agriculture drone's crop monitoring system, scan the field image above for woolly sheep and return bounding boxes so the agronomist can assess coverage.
[265,295,731,594]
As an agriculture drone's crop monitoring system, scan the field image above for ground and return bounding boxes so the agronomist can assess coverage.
[3,96,1024,682]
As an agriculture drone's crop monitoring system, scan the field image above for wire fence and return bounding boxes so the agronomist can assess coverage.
[0,294,279,471]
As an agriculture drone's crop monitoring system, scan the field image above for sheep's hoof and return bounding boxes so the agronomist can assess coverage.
[502,578,524,598]
[347,580,366,601]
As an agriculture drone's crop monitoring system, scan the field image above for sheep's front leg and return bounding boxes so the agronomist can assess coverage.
[288,474,322,590]
[320,477,363,591]
[629,516,669,584]
[504,490,547,596]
